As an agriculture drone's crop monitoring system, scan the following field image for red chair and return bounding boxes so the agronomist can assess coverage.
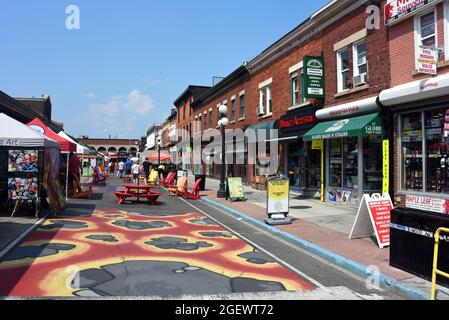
[160,172,175,187]
[183,178,202,200]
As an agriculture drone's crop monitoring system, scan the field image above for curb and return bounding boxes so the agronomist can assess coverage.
[201,196,429,300]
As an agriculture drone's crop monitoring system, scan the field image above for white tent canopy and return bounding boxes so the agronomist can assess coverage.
[0,113,59,149]
[58,131,90,154]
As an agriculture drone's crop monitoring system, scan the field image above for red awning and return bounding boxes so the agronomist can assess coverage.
[148,152,172,162]
[27,118,76,152]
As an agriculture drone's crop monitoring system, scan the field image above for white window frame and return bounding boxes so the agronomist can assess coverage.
[230,96,236,122]
[266,84,272,115]
[239,92,245,119]
[414,7,438,70]
[444,0,449,60]
[353,39,367,78]
[337,48,350,93]
[259,88,265,112]
[290,71,299,106]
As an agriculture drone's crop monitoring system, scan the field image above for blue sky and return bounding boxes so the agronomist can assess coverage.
[0,0,329,138]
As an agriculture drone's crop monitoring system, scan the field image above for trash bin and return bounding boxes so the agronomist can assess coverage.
[194,174,206,191]
[390,207,449,288]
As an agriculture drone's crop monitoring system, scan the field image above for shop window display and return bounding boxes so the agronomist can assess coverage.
[363,137,383,193]
[400,108,449,194]
[343,137,358,189]
[401,112,423,191]
[329,139,342,187]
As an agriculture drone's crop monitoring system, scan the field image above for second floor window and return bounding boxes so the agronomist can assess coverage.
[418,11,436,48]
[259,84,272,115]
[353,41,367,77]
[337,48,350,92]
[291,71,299,106]
[239,94,245,119]
[231,99,236,122]
[209,110,212,128]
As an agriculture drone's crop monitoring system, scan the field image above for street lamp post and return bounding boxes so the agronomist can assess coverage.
[217,104,229,198]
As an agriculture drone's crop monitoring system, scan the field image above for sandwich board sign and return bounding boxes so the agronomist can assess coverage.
[227,177,246,202]
[349,193,393,249]
[265,178,292,226]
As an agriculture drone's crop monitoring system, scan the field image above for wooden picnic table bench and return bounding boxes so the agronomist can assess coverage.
[114,184,161,205]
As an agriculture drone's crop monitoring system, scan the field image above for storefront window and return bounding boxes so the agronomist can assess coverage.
[343,137,358,189]
[363,136,382,192]
[425,109,449,194]
[401,112,423,191]
[329,139,342,188]
[305,142,320,190]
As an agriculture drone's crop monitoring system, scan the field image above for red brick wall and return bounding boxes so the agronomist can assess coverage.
[390,3,449,87]
[321,2,390,107]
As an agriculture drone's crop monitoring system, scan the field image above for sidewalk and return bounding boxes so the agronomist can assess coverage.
[196,174,449,300]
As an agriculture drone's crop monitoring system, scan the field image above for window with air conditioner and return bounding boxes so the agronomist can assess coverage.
[353,40,367,86]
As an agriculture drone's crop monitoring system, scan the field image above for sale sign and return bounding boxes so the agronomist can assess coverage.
[384,0,441,25]
[350,193,393,249]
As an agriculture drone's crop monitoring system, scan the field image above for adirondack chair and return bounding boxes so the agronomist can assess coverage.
[167,176,187,197]
[72,175,93,199]
[160,171,175,187]
[147,170,159,186]
[93,166,106,184]
[183,178,202,200]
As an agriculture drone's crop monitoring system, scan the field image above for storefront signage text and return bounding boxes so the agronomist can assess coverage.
[417,47,438,75]
[382,140,390,194]
[303,56,325,99]
[279,115,317,129]
[267,179,290,215]
[406,195,449,214]
[0,139,20,146]
[384,0,439,25]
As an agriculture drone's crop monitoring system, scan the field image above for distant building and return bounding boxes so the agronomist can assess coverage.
[79,138,141,161]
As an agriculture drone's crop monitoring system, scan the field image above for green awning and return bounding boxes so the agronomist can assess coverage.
[303,113,383,141]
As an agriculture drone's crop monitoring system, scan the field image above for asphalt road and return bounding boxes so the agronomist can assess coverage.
[0,177,407,299]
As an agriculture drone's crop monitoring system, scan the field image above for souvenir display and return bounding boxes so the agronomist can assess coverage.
[8,150,39,173]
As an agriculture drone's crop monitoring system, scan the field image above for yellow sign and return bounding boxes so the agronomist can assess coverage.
[383,140,389,194]
[312,139,324,150]
[267,179,289,214]
[227,177,245,201]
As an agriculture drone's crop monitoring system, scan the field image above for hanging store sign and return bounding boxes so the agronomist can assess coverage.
[278,105,319,138]
[417,46,438,75]
[384,0,442,25]
[406,195,449,214]
[312,139,324,150]
[303,56,325,99]
[350,193,393,249]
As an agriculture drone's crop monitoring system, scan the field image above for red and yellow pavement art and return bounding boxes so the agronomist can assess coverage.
[0,209,316,297]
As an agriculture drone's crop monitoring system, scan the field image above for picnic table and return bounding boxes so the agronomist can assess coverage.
[114,184,161,205]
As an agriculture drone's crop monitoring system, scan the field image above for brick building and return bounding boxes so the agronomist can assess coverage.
[379,0,449,213]
[79,138,141,161]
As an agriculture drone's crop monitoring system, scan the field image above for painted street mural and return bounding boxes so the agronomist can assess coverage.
[0,209,315,297]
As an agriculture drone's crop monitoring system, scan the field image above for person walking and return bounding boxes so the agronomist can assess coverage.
[110,161,116,177]
[131,160,140,185]
[125,158,132,176]
[118,160,125,178]
[68,152,81,196]
[142,157,151,185]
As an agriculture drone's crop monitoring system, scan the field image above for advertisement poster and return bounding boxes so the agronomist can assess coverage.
[406,195,449,214]
[350,193,393,249]
[417,47,438,75]
[8,150,39,173]
[8,178,38,200]
[227,177,245,201]
[267,179,290,215]
[382,140,389,194]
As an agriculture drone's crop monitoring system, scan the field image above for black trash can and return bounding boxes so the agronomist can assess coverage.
[194,174,206,191]
[390,207,449,288]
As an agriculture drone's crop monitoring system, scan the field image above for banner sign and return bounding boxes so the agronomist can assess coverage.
[382,140,389,194]
[350,193,393,249]
[267,179,290,215]
[384,0,440,25]
[417,46,438,75]
[303,56,325,99]
[406,195,449,214]
[227,177,246,202]
[312,139,324,150]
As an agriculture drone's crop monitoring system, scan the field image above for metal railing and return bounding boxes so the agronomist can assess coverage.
[431,227,449,300]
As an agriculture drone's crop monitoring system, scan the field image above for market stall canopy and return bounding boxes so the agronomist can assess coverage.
[0,113,60,148]
[57,131,91,155]
[27,118,76,152]
[303,113,384,141]
[147,151,172,162]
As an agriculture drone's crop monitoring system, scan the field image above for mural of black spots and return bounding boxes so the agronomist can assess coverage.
[71,260,286,297]
[199,231,234,239]
[86,235,119,243]
[238,250,276,265]
[112,220,171,230]
[4,243,76,262]
[188,217,219,226]
[39,220,89,230]
[145,237,213,251]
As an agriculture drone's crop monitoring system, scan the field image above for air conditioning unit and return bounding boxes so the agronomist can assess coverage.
[257,106,265,116]
[353,73,367,86]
